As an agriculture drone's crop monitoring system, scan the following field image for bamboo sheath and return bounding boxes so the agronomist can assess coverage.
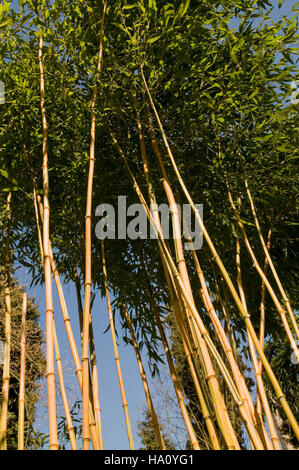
[32,190,101,450]
[82,0,108,450]
[18,293,27,450]
[0,192,12,450]
[101,241,134,450]
[141,70,299,441]
[123,306,166,449]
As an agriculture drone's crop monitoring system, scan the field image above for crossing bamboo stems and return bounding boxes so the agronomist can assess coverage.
[18,293,27,450]
[236,237,279,450]
[53,321,77,450]
[82,0,108,449]
[39,34,59,450]
[142,268,201,450]
[123,305,166,450]
[0,192,12,450]
[146,115,248,449]
[190,247,267,449]
[141,70,299,440]
[241,161,299,340]
[101,240,134,450]
[33,190,100,450]
[226,183,299,364]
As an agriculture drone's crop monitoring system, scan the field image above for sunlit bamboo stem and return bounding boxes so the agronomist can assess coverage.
[226,182,299,364]
[39,33,59,450]
[18,293,27,450]
[236,236,280,450]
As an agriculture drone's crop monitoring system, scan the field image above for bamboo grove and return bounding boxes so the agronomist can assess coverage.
[0,0,298,450]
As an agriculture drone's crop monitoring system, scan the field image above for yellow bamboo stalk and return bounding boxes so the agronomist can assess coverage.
[39,33,59,450]
[241,160,299,340]
[0,192,12,450]
[226,183,299,364]
[101,240,134,450]
[141,70,299,440]
[146,116,251,448]
[53,321,77,450]
[112,128,240,449]
[18,293,28,450]
[73,268,103,449]
[82,1,108,449]
[123,305,166,449]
